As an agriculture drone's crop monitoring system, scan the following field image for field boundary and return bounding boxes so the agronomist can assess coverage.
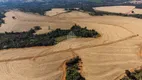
[0,34,139,63]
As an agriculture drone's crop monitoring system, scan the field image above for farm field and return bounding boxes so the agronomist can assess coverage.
[45,8,67,16]
[133,8,142,14]
[0,10,142,80]
[94,6,142,14]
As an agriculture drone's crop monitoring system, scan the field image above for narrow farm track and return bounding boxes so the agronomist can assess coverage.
[0,34,138,63]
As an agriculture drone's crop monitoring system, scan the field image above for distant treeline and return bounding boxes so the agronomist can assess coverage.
[0,2,52,15]
[0,0,133,15]
[0,12,5,25]
[89,10,142,19]
[0,0,140,16]
[0,25,99,50]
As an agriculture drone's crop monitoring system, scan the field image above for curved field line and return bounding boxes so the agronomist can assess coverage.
[90,21,135,34]
[73,34,138,51]
[48,11,70,17]
[125,8,135,14]
[0,34,138,63]
[60,60,67,80]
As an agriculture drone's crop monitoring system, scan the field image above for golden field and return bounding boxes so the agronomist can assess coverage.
[94,6,142,14]
[0,9,142,80]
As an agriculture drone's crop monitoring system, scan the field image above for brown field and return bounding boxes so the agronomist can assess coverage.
[133,8,142,14]
[45,8,67,16]
[94,6,142,14]
[0,10,142,80]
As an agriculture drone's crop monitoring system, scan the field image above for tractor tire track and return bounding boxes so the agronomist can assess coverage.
[88,21,135,34]
[0,34,138,63]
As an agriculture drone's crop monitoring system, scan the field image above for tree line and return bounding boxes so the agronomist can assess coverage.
[66,56,85,80]
[0,12,5,25]
[89,10,142,19]
[0,25,99,50]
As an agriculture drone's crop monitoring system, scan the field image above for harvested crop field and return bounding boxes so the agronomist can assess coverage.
[45,8,67,17]
[94,6,142,14]
[0,10,142,80]
[133,8,142,14]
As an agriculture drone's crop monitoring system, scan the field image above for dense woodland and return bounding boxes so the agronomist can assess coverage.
[121,69,142,80]
[0,0,141,17]
[0,25,99,50]
[0,12,5,25]
[0,2,52,15]
[66,56,85,80]
[0,0,134,15]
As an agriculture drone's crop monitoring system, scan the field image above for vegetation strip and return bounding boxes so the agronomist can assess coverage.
[65,7,142,19]
[0,24,99,50]
[0,12,5,25]
[89,10,142,19]
[66,56,85,80]
[121,68,142,80]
